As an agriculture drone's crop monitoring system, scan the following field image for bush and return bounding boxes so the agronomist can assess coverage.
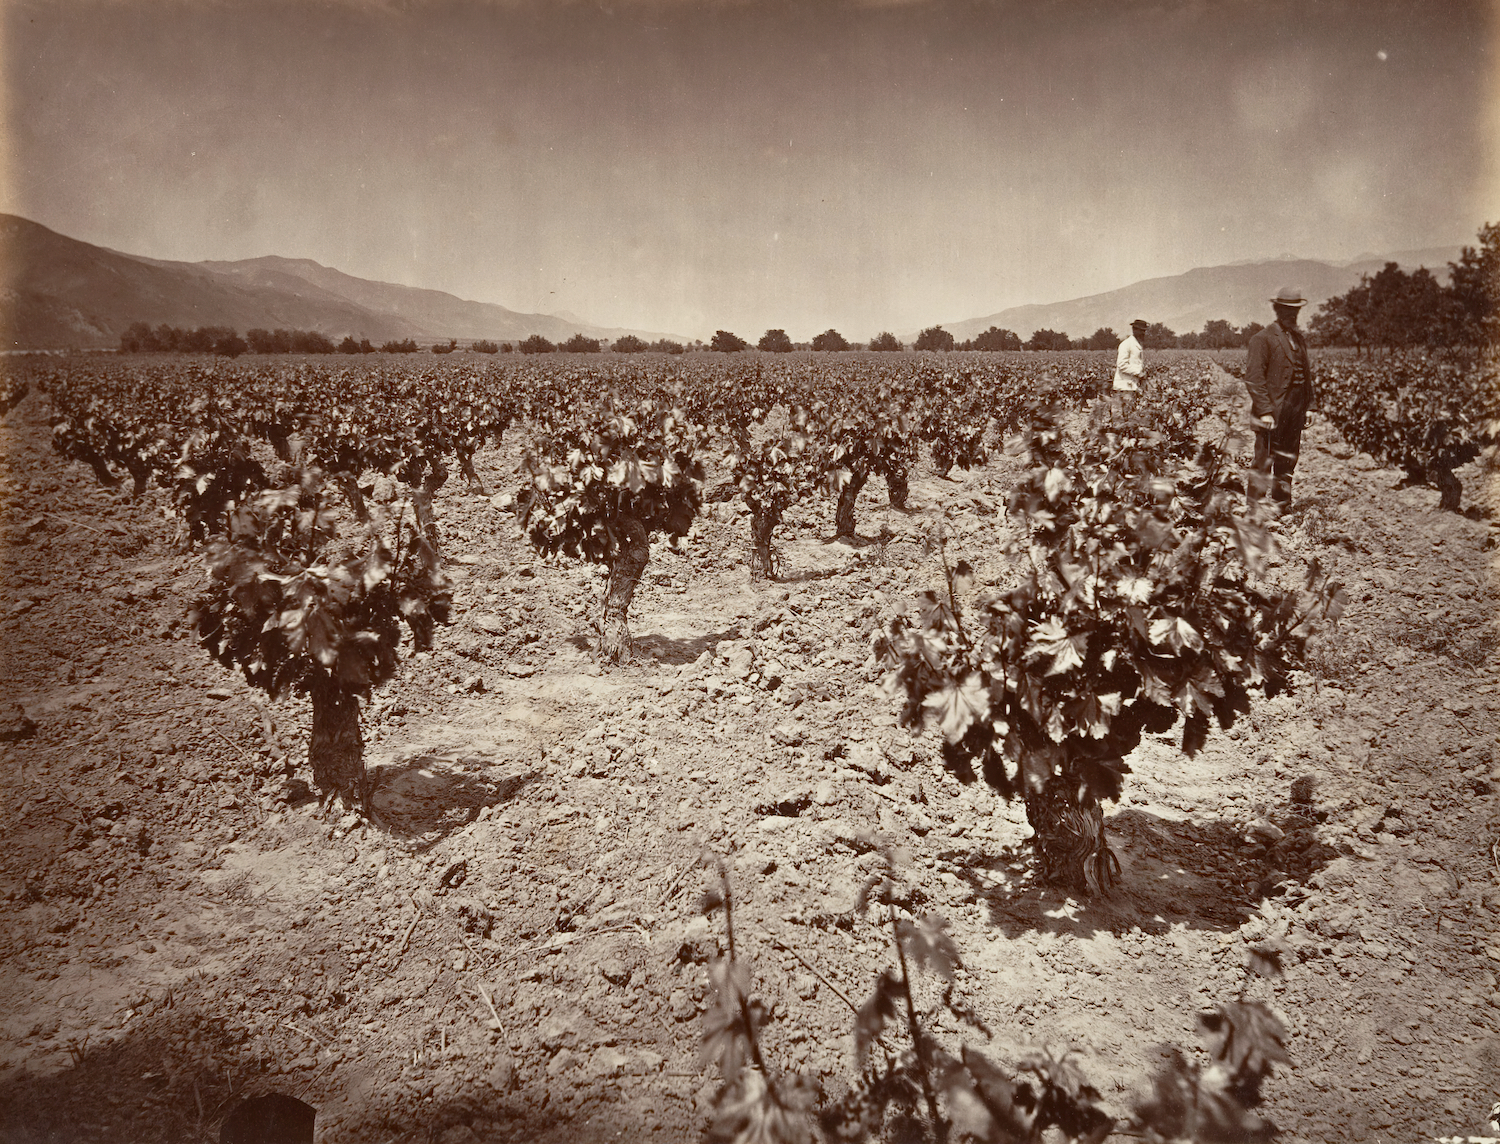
[711,330,749,353]
[611,335,647,353]
[561,333,602,353]
[650,339,685,354]
[519,335,556,354]
[379,338,419,353]
[811,328,850,352]
[868,331,903,352]
[470,340,499,354]
[758,329,794,353]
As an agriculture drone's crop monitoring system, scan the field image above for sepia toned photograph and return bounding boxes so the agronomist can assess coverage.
[1,1,1497,1141]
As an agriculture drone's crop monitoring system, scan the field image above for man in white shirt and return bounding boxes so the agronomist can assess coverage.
[1113,319,1149,392]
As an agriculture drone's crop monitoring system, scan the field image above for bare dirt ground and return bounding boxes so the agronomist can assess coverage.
[1,377,1498,1143]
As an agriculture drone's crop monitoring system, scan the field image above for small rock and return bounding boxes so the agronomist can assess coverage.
[1248,818,1284,844]
[538,1013,577,1051]
[461,674,485,693]
[727,647,755,680]
[486,1057,517,1092]
[632,1049,665,1074]
[546,1048,576,1076]
[601,960,631,986]
[736,850,777,878]
[813,779,837,806]
[589,1047,630,1078]
[206,688,233,701]
[669,990,697,1022]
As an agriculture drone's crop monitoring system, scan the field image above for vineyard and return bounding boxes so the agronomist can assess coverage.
[0,348,1498,1143]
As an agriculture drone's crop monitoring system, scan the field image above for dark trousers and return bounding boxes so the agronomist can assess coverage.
[1250,394,1309,507]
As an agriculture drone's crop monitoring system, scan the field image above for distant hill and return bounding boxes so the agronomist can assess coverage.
[929,247,1465,344]
[0,214,683,350]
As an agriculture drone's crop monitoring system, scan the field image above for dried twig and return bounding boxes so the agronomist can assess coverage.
[44,512,110,535]
[476,982,508,1039]
[283,1019,325,1046]
[400,912,420,954]
[210,726,255,763]
[755,927,857,1013]
[655,862,695,908]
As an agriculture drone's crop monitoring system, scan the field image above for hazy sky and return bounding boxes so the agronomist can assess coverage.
[3,0,1496,340]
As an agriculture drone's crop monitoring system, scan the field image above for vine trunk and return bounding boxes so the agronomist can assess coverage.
[309,676,365,807]
[601,515,650,662]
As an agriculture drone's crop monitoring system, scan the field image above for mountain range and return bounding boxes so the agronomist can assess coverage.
[0,214,683,350]
[932,247,1463,344]
[0,212,1467,351]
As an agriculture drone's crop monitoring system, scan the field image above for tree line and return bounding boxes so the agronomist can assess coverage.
[116,324,688,357]
[698,320,1267,353]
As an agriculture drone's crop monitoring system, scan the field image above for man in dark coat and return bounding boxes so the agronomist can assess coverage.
[1244,286,1315,509]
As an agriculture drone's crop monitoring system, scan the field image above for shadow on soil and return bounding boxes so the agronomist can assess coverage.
[950,807,1340,940]
[369,752,542,851]
[0,1009,662,1144]
[631,628,738,666]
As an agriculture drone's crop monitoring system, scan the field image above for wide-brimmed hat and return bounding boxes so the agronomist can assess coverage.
[1270,287,1308,307]
[1130,318,1149,329]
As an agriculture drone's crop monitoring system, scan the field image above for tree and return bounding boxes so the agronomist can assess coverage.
[1139,323,1177,349]
[650,339,686,354]
[470,340,499,354]
[758,329,794,353]
[1443,221,1499,345]
[120,322,160,353]
[214,331,248,358]
[519,334,556,354]
[380,338,419,353]
[291,330,336,354]
[561,333,602,353]
[964,326,1021,351]
[914,326,955,352]
[431,338,459,354]
[811,328,850,352]
[711,330,749,352]
[1024,328,1073,351]
[612,335,647,353]
[339,336,363,354]
[868,331,903,352]
[1081,328,1118,351]
[1199,319,1240,349]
